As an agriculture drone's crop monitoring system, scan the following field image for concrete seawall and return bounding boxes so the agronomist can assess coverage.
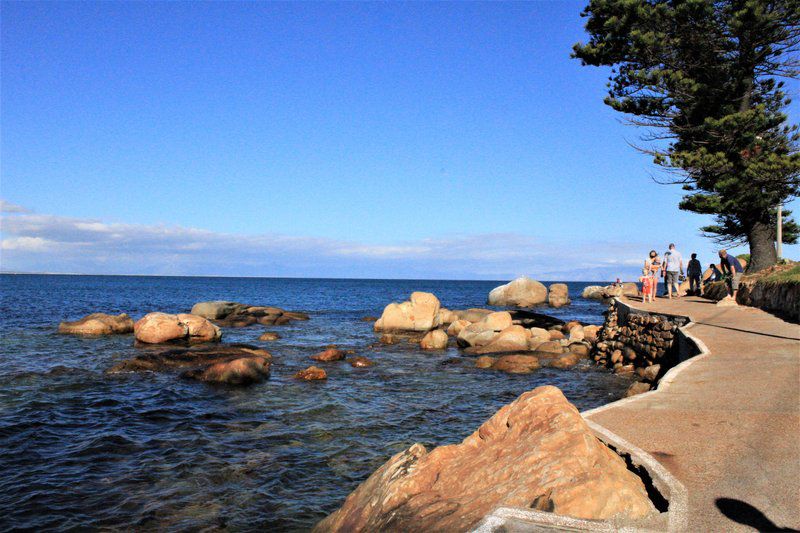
[476,296,799,532]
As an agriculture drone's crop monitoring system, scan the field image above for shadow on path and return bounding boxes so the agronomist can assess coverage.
[694,322,800,342]
[715,498,799,532]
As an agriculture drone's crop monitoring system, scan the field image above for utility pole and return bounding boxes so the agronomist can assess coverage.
[777,202,783,260]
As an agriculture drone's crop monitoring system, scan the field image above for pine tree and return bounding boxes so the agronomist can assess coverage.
[573,0,800,271]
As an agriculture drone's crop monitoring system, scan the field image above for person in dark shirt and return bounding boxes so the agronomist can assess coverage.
[719,249,744,301]
[706,263,723,284]
[687,253,703,295]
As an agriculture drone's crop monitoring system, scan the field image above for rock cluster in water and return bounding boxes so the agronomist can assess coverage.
[191,301,309,327]
[314,386,656,532]
[58,313,135,336]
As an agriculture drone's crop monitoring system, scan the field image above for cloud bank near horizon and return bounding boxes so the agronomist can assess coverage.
[0,202,646,281]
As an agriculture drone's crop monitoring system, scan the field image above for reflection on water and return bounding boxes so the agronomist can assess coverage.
[0,275,631,531]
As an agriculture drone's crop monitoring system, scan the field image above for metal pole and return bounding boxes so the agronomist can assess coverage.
[777,202,783,259]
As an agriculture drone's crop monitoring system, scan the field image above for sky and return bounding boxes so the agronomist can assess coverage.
[1,1,798,280]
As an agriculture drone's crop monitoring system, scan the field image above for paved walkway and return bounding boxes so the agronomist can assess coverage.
[585,296,800,532]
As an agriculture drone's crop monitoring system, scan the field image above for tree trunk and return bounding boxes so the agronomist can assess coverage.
[747,221,777,272]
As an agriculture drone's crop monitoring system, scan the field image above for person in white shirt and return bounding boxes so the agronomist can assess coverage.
[662,243,684,299]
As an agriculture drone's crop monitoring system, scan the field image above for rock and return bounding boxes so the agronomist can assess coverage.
[583,325,601,342]
[642,364,661,382]
[258,332,280,341]
[314,386,655,532]
[568,326,585,343]
[374,292,442,332]
[312,348,346,362]
[548,283,570,308]
[379,333,398,345]
[582,285,605,299]
[456,312,513,348]
[529,327,550,340]
[625,381,652,397]
[420,330,448,350]
[361,316,379,322]
[190,301,243,319]
[438,308,459,325]
[454,308,493,322]
[446,319,471,337]
[58,313,134,336]
[547,353,580,369]
[475,356,496,369]
[533,340,564,354]
[621,282,640,297]
[349,356,375,368]
[491,354,541,373]
[184,356,270,385]
[562,320,582,333]
[466,325,531,354]
[488,277,548,307]
[107,343,271,379]
[294,366,327,380]
[134,312,221,344]
[615,364,635,375]
[611,350,623,364]
[568,343,590,357]
[548,329,565,341]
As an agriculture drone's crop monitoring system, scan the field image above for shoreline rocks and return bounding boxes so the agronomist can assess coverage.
[190,301,309,327]
[134,313,221,344]
[314,386,656,532]
[58,313,134,336]
[488,276,547,307]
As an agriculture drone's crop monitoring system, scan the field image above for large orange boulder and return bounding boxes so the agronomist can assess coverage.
[374,292,442,332]
[58,313,134,335]
[314,386,655,532]
[134,312,221,344]
[548,283,571,308]
[488,276,548,307]
[420,329,448,350]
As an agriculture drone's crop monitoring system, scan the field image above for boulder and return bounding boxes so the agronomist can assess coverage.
[374,292,442,332]
[311,348,346,362]
[294,366,327,381]
[642,364,661,382]
[438,308,459,325]
[446,319,471,337]
[184,356,271,385]
[258,331,280,341]
[475,356,497,369]
[625,381,652,397]
[190,301,243,319]
[456,311,513,348]
[314,386,655,532]
[420,330,448,350]
[568,326,585,343]
[454,308,493,322]
[548,329,565,341]
[568,343,591,357]
[349,356,375,368]
[488,277,548,307]
[491,354,541,374]
[548,283,571,308]
[533,340,564,355]
[134,312,221,344]
[547,352,581,369]
[529,327,550,341]
[583,325,601,342]
[466,325,531,355]
[581,285,605,299]
[58,313,134,336]
[107,344,271,386]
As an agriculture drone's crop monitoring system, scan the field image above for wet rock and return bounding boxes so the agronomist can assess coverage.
[453,308,493,323]
[374,292,442,332]
[446,319,471,337]
[312,348,346,362]
[547,353,580,369]
[488,276,548,307]
[583,325,601,342]
[361,316,379,322]
[490,354,541,373]
[184,356,271,385]
[568,343,591,357]
[191,301,309,327]
[314,386,655,532]
[134,313,221,344]
[294,366,327,381]
[379,333,398,345]
[420,330,448,350]
[625,381,652,397]
[548,283,570,308]
[438,308,459,325]
[348,356,375,368]
[258,332,280,341]
[548,329,565,341]
[58,313,134,336]
[456,312,513,348]
[107,343,271,375]
[190,301,243,319]
[439,358,463,366]
[465,325,531,355]
[642,364,661,382]
[615,364,635,375]
[475,356,497,369]
[532,340,564,354]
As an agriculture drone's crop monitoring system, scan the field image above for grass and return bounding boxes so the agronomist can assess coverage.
[751,262,800,286]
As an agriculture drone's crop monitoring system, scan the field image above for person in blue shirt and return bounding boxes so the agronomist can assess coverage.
[718,249,744,301]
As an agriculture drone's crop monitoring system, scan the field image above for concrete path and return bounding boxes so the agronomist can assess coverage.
[585,296,800,532]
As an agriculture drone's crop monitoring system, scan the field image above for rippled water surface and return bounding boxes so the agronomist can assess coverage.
[0,275,632,531]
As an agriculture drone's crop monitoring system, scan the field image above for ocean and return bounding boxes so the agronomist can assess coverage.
[0,274,633,531]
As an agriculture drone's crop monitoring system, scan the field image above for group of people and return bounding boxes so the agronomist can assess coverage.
[639,244,744,304]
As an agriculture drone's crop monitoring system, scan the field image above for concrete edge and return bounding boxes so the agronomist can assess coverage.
[475,297,702,532]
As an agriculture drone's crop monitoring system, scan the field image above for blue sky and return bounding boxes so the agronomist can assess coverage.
[1,1,797,280]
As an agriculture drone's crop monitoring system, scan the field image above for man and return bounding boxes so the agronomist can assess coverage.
[687,253,703,296]
[662,243,684,299]
[719,249,744,303]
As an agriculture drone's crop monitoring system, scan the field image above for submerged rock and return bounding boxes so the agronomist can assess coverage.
[490,354,541,373]
[474,356,497,369]
[314,386,655,532]
[134,313,221,344]
[488,276,548,307]
[258,331,280,341]
[294,366,327,381]
[184,356,271,385]
[58,313,134,336]
[311,348,346,362]
[190,301,309,327]
[348,356,375,368]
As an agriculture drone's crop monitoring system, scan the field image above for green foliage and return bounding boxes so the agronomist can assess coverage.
[573,0,800,267]
[760,264,800,285]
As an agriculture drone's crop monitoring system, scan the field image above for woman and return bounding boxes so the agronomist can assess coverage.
[642,250,662,303]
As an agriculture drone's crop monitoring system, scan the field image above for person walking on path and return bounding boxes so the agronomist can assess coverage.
[662,243,684,299]
[642,250,662,303]
[719,249,744,303]
[687,253,703,296]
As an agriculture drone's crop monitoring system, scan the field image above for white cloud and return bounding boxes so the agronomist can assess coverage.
[0,203,649,280]
[0,200,31,214]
